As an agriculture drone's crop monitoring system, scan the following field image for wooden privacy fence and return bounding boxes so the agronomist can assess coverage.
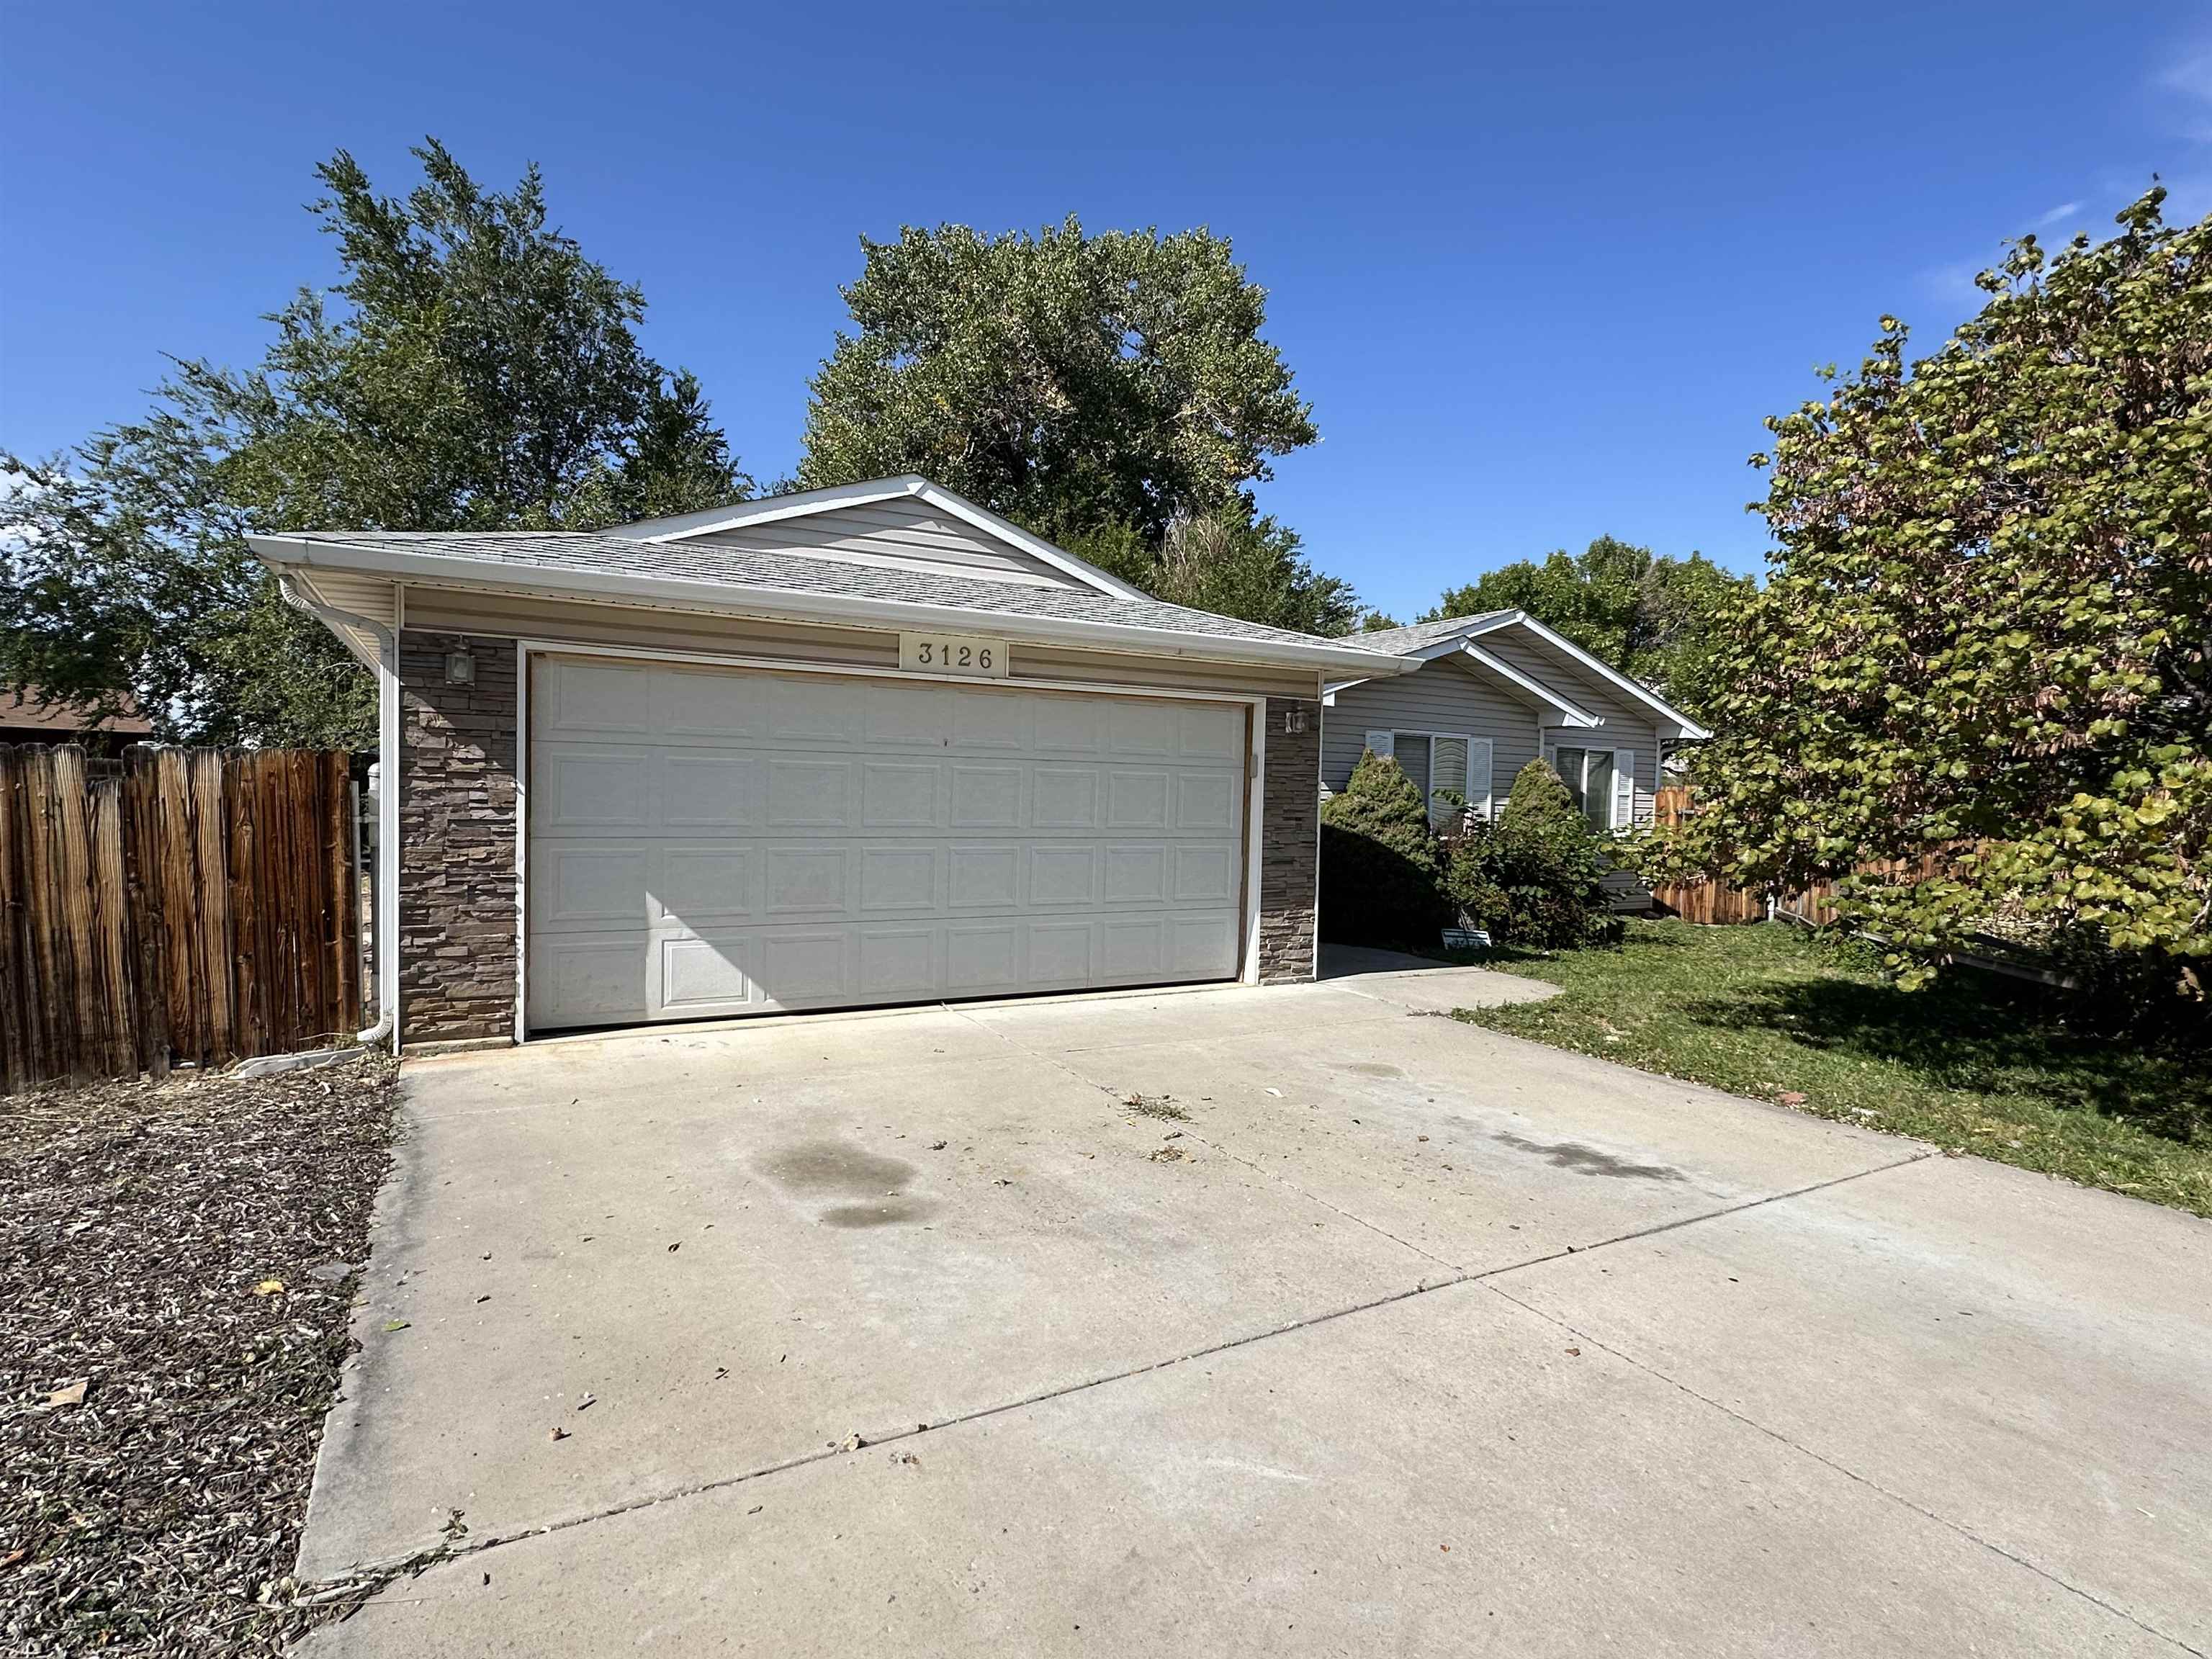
[0,744,361,1093]
[1647,786,1956,926]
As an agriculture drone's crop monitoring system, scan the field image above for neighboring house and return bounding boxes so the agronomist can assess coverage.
[0,689,156,755]
[254,475,1421,1052]
[1323,613,1710,901]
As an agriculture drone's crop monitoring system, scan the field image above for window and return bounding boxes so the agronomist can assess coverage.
[1550,746,1630,831]
[1367,731,1493,826]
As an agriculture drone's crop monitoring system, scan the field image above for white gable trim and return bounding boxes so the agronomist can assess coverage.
[1457,642,1601,727]
[612,475,1151,603]
[1486,611,1711,739]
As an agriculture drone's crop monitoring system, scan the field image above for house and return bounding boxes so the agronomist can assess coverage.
[253,476,1421,1053]
[1322,613,1709,896]
[0,688,156,754]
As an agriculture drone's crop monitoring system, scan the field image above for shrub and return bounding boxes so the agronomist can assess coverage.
[1446,759,1620,950]
[1319,750,1447,949]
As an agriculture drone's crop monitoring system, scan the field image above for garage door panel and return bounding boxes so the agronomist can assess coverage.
[755,931,849,1002]
[1179,702,1245,760]
[1107,701,1178,757]
[763,846,851,915]
[949,845,1020,909]
[1028,845,1098,907]
[531,935,652,1025]
[1105,770,1170,829]
[1102,845,1168,904]
[863,680,953,746]
[953,689,1030,750]
[860,846,938,912]
[660,933,755,1013]
[949,764,1023,828]
[767,676,864,743]
[1027,920,1094,984]
[1173,844,1237,904]
[662,752,760,828]
[1030,768,1100,829]
[858,927,937,996]
[860,761,942,828]
[531,843,649,931]
[1174,771,1239,832]
[528,657,1249,1030]
[658,846,755,927]
[1171,913,1238,976]
[1032,698,1105,755]
[652,665,763,742]
[1100,915,1165,980]
[764,757,854,827]
[538,745,652,829]
[543,660,653,739]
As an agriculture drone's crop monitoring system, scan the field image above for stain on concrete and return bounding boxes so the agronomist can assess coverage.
[757,1141,931,1227]
[1344,1061,1404,1079]
[819,1199,935,1229]
[1493,1130,1685,1182]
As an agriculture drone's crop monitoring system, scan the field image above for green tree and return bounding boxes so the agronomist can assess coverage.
[1656,189,2211,999]
[1319,751,1444,949]
[1062,508,1361,637]
[799,217,1317,544]
[1447,759,1617,950]
[0,141,746,747]
[1425,536,1751,716]
[796,217,1357,633]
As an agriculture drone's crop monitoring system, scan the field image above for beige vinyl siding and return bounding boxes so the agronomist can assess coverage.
[1476,631,1665,828]
[683,498,1073,585]
[1323,655,1539,804]
[394,585,1314,701]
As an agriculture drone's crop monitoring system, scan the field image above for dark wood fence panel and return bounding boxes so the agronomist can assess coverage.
[0,743,359,1093]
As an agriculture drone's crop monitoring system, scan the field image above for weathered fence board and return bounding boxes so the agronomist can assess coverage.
[0,743,360,1092]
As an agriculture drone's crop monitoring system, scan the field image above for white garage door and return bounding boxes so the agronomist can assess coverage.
[525,655,1251,1030]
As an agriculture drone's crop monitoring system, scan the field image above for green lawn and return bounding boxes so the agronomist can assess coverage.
[1453,919,2212,1218]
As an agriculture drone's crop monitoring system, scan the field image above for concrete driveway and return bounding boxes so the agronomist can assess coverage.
[297,955,2211,1657]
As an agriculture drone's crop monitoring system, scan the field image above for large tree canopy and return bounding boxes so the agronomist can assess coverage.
[1,141,745,747]
[1658,189,2211,994]
[796,217,1356,634]
[1424,536,1752,716]
[799,217,1317,543]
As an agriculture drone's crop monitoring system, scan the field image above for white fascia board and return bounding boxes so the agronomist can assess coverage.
[247,535,1423,678]
[1458,642,1601,726]
[613,475,1153,604]
[1482,611,1712,739]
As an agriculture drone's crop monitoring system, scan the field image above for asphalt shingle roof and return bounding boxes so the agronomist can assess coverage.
[1348,613,1514,655]
[292,531,1385,653]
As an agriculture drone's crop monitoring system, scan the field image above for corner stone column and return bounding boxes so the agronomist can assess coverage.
[1256,696,1321,982]
[397,631,519,1046]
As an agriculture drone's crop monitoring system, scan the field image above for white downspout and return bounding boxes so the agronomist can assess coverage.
[280,575,400,1053]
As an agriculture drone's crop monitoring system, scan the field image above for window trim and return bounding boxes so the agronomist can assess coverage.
[1385,728,1491,825]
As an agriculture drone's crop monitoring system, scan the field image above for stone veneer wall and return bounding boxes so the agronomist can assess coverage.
[397,631,518,1045]
[1256,696,1321,983]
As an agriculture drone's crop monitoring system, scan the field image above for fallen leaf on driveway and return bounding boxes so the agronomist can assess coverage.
[549,1426,570,1442]
[253,1279,284,1297]
[382,1320,410,1333]
[1264,1087,1283,1097]
[1565,1347,1581,1357]
[576,1393,596,1411]
[45,1380,88,1408]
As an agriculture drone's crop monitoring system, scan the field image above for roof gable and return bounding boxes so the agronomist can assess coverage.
[613,476,1147,601]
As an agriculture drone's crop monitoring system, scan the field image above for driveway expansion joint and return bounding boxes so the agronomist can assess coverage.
[1481,1277,2205,1657]
[297,1146,1943,1606]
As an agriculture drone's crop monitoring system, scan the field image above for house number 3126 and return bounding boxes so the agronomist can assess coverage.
[899,631,1012,678]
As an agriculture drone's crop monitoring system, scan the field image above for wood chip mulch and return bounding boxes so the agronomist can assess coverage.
[1,1057,400,1655]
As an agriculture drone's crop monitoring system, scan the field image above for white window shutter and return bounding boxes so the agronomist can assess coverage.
[1430,735,1469,827]
[1611,747,1637,830]
[1467,737,1493,819]
[1364,729,1394,761]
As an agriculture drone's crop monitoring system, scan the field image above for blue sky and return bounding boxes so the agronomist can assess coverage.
[2,1,2205,620]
